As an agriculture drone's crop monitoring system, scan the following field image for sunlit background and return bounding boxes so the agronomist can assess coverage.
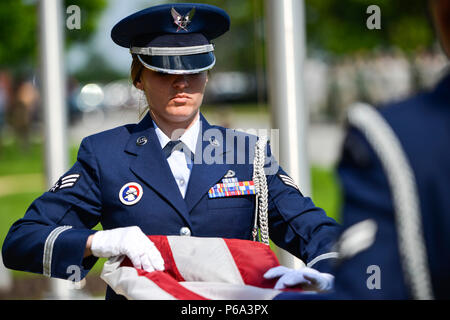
[0,0,447,299]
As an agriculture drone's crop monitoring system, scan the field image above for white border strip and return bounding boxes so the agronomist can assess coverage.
[43,225,72,277]
[348,102,434,300]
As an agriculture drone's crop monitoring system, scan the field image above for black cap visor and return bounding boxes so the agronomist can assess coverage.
[138,52,215,74]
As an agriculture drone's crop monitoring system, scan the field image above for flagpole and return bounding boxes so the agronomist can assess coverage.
[38,0,73,299]
[264,0,309,269]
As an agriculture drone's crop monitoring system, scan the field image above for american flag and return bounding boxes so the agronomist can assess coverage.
[101,235,303,300]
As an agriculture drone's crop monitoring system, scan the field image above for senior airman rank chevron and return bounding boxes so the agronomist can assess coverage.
[49,174,81,193]
[208,181,256,198]
[277,173,302,195]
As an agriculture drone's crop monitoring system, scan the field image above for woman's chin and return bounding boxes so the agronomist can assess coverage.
[165,107,199,122]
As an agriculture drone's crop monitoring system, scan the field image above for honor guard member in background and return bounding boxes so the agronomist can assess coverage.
[332,0,450,299]
[272,0,450,299]
[2,3,340,300]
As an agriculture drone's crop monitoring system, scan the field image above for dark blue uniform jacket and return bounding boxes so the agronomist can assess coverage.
[333,72,450,299]
[276,72,450,301]
[2,113,340,299]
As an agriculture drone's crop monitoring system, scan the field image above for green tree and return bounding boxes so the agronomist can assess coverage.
[73,52,126,83]
[170,0,265,73]
[305,0,435,56]
[169,0,436,70]
[0,0,107,71]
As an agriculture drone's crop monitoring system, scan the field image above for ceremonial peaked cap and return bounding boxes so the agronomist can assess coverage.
[111,3,230,74]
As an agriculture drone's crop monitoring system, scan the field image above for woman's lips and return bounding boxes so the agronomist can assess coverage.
[172,94,190,104]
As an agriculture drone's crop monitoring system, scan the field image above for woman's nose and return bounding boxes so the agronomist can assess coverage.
[173,75,189,89]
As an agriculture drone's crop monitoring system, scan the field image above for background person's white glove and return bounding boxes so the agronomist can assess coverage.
[90,226,164,273]
[263,266,334,292]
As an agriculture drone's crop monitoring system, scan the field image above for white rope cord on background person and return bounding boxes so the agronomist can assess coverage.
[252,136,269,245]
[347,102,434,300]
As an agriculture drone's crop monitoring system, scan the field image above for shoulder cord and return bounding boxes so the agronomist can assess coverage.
[252,135,270,245]
[348,102,434,300]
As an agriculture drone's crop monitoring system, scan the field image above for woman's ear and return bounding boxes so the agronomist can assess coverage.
[135,78,143,90]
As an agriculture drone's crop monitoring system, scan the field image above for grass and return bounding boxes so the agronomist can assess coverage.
[0,138,341,279]
[311,166,342,223]
[0,139,106,278]
[0,140,45,176]
[1,192,43,278]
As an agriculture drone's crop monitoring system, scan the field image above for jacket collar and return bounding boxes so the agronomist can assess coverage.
[184,113,232,212]
[125,112,190,225]
[152,114,200,155]
[124,112,232,220]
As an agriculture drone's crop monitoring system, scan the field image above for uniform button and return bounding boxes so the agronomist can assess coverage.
[179,179,185,186]
[179,227,191,236]
[136,136,148,146]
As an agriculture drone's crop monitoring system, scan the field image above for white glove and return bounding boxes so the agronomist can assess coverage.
[263,266,334,292]
[90,226,164,273]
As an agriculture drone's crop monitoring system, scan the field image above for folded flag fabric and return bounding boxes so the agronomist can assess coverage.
[101,235,303,300]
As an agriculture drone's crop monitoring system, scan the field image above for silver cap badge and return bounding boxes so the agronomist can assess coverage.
[171,7,196,32]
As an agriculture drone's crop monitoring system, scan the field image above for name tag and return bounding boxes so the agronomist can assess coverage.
[208,181,256,198]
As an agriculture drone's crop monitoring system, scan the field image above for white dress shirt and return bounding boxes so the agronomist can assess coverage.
[153,116,199,198]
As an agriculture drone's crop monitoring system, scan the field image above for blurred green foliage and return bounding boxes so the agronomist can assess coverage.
[305,0,435,56]
[72,51,128,83]
[174,0,436,71]
[63,0,108,45]
[198,0,265,72]
[0,0,107,72]
[311,166,341,223]
[0,0,436,79]
[0,0,37,69]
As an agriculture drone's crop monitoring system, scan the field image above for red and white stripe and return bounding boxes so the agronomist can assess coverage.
[101,236,302,300]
